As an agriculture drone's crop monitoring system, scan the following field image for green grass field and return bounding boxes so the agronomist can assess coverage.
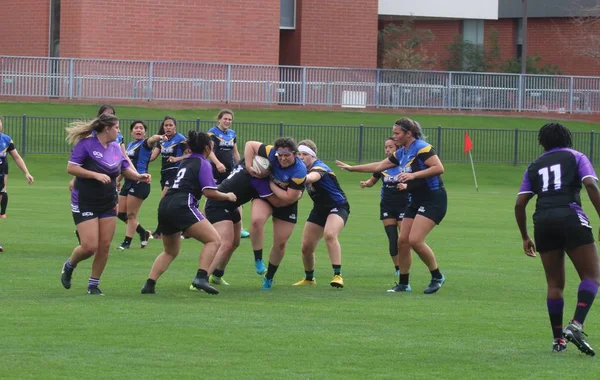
[1,103,600,379]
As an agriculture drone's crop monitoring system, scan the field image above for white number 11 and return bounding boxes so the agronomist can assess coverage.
[538,164,562,192]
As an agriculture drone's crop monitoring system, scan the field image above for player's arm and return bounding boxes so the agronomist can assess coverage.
[233,143,240,163]
[244,141,264,175]
[203,188,237,202]
[336,157,395,173]
[146,134,166,146]
[122,167,151,183]
[121,143,137,174]
[360,174,379,188]
[8,149,34,184]
[150,146,161,162]
[305,170,325,185]
[584,177,600,228]
[167,153,190,163]
[67,163,110,184]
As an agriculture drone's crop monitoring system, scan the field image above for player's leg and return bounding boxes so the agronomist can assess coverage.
[408,214,445,294]
[116,193,129,249]
[294,220,322,286]
[539,248,567,352]
[239,205,250,238]
[208,220,241,286]
[61,217,99,290]
[388,214,414,293]
[323,212,346,288]
[152,184,170,239]
[185,218,222,295]
[250,199,272,275]
[142,232,182,294]
[382,218,399,275]
[1,174,8,218]
[122,195,146,249]
[87,215,117,295]
[262,217,295,289]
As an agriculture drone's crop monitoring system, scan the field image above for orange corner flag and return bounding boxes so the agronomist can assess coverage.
[464,131,473,154]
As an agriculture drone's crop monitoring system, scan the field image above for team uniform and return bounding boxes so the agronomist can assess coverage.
[257,144,307,223]
[205,164,273,224]
[373,166,410,221]
[120,138,153,200]
[518,148,598,252]
[0,133,14,194]
[389,139,446,224]
[208,126,237,184]
[157,133,187,188]
[69,136,130,225]
[116,132,123,145]
[305,159,350,227]
[157,153,217,235]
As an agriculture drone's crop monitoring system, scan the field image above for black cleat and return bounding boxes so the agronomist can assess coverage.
[118,242,130,250]
[563,321,595,356]
[87,287,104,296]
[141,282,156,294]
[61,261,74,289]
[190,277,219,295]
[386,283,412,293]
[552,338,567,353]
[140,230,152,248]
[424,274,446,294]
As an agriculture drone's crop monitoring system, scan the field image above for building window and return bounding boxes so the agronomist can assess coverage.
[515,18,523,60]
[462,19,484,46]
[49,0,61,57]
[280,0,296,30]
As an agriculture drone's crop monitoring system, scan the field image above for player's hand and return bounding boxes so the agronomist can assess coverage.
[94,173,111,184]
[25,173,34,184]
[398,172,416,182]
[247,166,261,178]
[522,238,536,257]
[167,156,177,163]
[226,192,237,203]
[216,162,226,173]
[336,160,352,171]
[359,181,368,188]
[138,173,151,184]
[397,183,407,191]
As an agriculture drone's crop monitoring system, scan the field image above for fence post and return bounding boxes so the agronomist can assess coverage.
[513,129,519,166]
[447,73,452,110]
[569,76,574,114]
[437,125,442,158]
[375,69,380,108]
[68,58,74,99]
[358,124,364,163]
[279,122,284,137]
[196,118,201,132]
[518,74,523,112]
[148,61,154,101]
[21,114,27,157]
[301,67,307,106]
[226,64,232,103]
[590,131,595,164]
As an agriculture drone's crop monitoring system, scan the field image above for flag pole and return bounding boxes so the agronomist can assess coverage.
[468,150,479,192]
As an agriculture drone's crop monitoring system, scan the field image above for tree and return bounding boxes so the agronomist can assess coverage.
[377,19,437,70]
[500,55,563,75]
[568,4,600,58]
[444,29,502,72]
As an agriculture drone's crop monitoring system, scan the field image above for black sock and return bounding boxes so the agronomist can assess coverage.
[573,279,599,325]
[332,264,341,276]
[136,224,146,236]
[213,269,225,277]
[399,273,410,286]
[384,225,399,257]
[123,236,132,245]
[305,270,314,281]
[266,262,278,280]
[430,268,442,280]
[196,269,208,280]
[254,249,263,261]
[0,192,7,215]
[547,298,564,340]
[117,212,127,223]
[394,265,400,271]
[146,278,156,286]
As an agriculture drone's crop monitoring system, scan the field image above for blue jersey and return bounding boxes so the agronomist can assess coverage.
[0,133,15,174]
[207,126,237,171]
[306,159,347,208]
[373,165,410,206]
[158,133,187,174]
[258,144,306,190]
[126,138,153,174]
[389,139,443,196]
[116,132,124,145]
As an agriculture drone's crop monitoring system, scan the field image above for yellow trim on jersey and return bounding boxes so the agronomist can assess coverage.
[311,166,327,172]
[292,177,306,185]
[265,145,273,157]
[417,145,432,155]
[207,132,215,137]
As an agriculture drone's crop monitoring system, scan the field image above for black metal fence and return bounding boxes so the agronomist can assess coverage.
[2,115,599,165]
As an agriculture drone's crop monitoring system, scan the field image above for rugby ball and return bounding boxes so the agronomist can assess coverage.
[252,155,271,177]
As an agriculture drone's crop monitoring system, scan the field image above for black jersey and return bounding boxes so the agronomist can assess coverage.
[519,148,598,220]
[208,126,237,171]
[165,153,217,203]
[158,133,187,175]
[373,165,409,207]
[205,164,273,209]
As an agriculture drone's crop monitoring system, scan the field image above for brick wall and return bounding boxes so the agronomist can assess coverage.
[59,0,280,65]
[0,0,49,56]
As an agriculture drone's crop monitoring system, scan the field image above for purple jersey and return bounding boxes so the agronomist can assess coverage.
[164,153,217,204]
[519,148,597,220]
[69,136,130,210]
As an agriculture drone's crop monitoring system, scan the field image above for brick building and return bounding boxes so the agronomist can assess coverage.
[0,0,599,75]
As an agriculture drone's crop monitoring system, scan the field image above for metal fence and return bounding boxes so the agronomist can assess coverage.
[2,115,599,165]
[3,56,600,113]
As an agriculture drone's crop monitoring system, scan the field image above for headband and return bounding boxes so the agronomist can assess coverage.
[298,145,316,157]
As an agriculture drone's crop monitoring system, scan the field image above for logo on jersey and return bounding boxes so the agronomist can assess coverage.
[383,212,388,217]
[92,151,104,159]
[161,147,174,154]
[82,212,94,217]
[331,208,338,213]
[218,139,235,148]
[418,206,425,213]
[289,213,297,220]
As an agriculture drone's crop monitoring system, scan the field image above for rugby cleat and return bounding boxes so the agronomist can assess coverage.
[140,230,152,248]
[241,229,250,238]
[118,242,130,250]
[293,278,316,286]
[387,283,412,293]
[261,277,273,290]
[330,275,344,288]
[424,274,446,294]
[552,338,567,353]
[255,259,267,276]
[563,321,595,356]
[0,245,3,253]
[190,277,219,295]
[87,287,104,296]
[61,260,74,289]
[141,282,156,294]
[209,274,230,286]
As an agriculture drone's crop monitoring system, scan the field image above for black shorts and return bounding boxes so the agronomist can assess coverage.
[254,198,299,224]
[403,188,447,225]
[205,204,241,224]
[72,203,117,225]
[213,168,233,185]
[534,212,595,253]
[307,203,350,228]
[119,180,151,200]
[160,170,178,189]
[380,201,408,221]
[157,193,205,235]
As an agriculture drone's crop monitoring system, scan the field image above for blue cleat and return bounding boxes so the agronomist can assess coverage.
[394,269,400,276]
[387,283,411,293]
[241,229,250,239]
[255,259,267,276]
[424,274,446,294]
[261,277,273,290]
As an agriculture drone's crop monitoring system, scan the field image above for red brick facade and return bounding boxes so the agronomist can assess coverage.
[0,0,49,56]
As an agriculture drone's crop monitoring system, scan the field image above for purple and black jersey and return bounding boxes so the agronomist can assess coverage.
[69,136,130,211]
[164,153,217,204]
[206,164,273,210]
[519,148,598,220]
